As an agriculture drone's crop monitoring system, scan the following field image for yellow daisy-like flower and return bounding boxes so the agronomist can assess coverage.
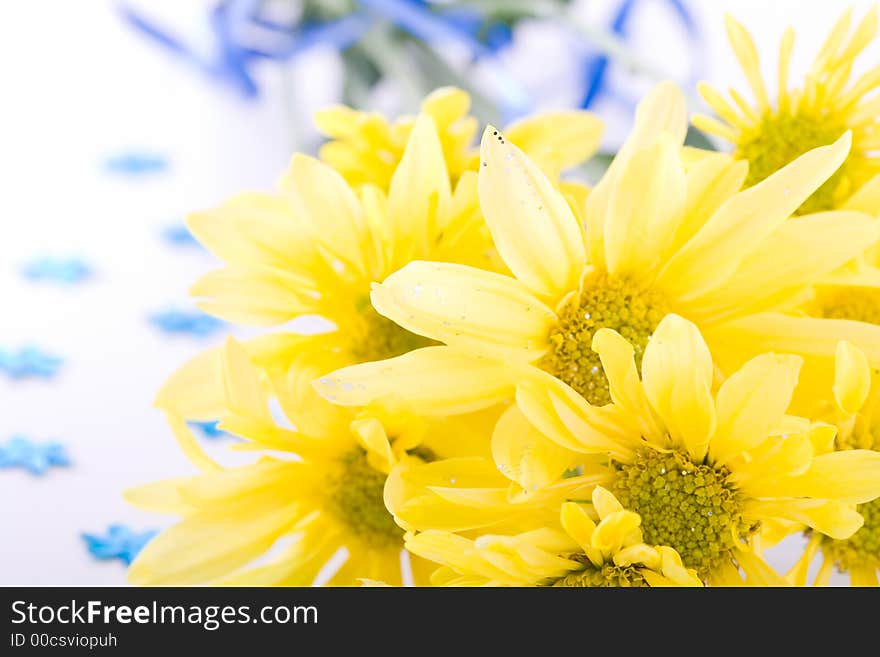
[693,9,880,216]
[488,314,880,584]
[788,341,880,586]
[316,86,603,188]
[406,486,702,587]
[128,339,494,586]
[315,81,880,415]
[157,92,602,428]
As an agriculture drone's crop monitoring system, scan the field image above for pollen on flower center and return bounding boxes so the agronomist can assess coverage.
[327,449,403,547]
[810,287,880,326]
[549,554,648,587]
[819,497,880,573]
[539,272,668,406]
[736,112,848,214]
[612,449,754,580]
[350,300,437,363]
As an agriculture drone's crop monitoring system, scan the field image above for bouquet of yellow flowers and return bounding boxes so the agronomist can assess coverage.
[127,8,880,587]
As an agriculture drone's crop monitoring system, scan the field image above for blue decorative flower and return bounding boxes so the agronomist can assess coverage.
[0,436,70,475]
[161,223,201,247]
[189,420,230,439]
[21,257,93,284]
[0,346,64,380]
[104,151,169,176]
[149,309,225,337]
[82,525,159,566]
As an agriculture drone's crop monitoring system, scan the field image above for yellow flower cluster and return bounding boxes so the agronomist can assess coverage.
[129,9,880,587]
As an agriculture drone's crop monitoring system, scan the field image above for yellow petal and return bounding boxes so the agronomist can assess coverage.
[280,154,370,278]
[124,478,195,514]
[165,413,222,473]
[515,369,637,459]
[154,346,225,419]
[560,502,597,555]
[591,328,665,444]
[613,543,661,569]
[371,261,555,362]
[592,485,624,519]
[833,340,871,415]
[735,549,788,586]
[656,133,853,301]
[675,152,749,255]
[591,510,641,561]
[504,111,604,178]
[685,211,879,322]
[420,86,470,127]
[752,450,880,505]
[478,125,586,300]
[707,312,880,376]
[844,173,880,216]
[604,134,686,282]
[387,114,451,267]
[314,346,515,416]
[745,498,864,540]
[190,265,321,326]
[641,315,716,461]
[491,406,576,490]
[585,81,688,269]
[350,416,394,474]
[725,14,770,110]
[710,353,803,465]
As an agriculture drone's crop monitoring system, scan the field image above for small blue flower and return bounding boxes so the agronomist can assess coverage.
[149,309,224,337]
[161,223,200,247]
[0,346,64,380]
[82,525,159,566]
[0,436,71,475]
[189,420,229,439]
[21,257,93,284]
[103,151,169,176]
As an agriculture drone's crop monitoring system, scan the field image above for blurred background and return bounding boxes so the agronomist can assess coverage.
[1,0,875,585]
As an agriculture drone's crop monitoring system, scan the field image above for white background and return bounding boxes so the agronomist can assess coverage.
[0,0,875,585]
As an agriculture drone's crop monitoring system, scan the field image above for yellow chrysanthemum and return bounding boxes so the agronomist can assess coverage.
[487,314,880,584]
[406,486,702,587]
[315,81,880,416]
[316,86,603,188]
[788,341,880,586]
[693,9,880,217]
[128,339,495,586]
[157,92,602,429]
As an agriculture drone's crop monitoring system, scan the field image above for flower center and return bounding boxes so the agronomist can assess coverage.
[735,112,848,215]
[810,287,880,325]
[819,497,880,574]
[540,272,669,406]
[611,449,755,580]
[350,300,437,363]
[327,449,403,548]
[549,554,648,587]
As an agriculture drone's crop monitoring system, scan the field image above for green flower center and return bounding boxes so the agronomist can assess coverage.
[350,300,436,363]
[549,554,648,587]
[811,287,880,326]
[820,497,880,574]
[327,449,403,548]
[735,112,848,215]
[611,449,755,580]
[540,273,669,406]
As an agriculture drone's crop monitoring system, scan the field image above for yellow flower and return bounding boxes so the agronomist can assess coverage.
[788,341,880,586]
[486,314,880,584]
[315,81,880,415]
[128,339,494,586]
[157,91,602,426]
[693,9,880,216]
[316,86,603,189]
[406,486,702,587]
